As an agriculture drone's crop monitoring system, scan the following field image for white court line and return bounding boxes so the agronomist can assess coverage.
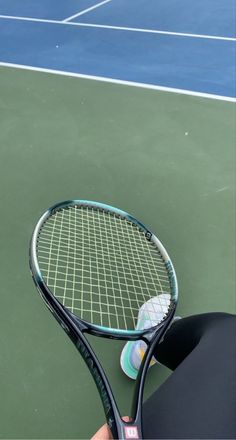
[68,22,236,41]
[0,14,235,41]
[63,0,113,22]
[0,14,58,24]
[1,62,235,102]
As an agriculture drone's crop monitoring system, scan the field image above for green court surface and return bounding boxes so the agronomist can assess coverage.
[0,67,235,439]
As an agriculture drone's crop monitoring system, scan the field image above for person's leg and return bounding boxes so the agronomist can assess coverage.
[143,313,236,439]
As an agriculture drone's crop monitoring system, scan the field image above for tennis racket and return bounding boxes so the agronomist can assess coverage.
[29,200,178,440]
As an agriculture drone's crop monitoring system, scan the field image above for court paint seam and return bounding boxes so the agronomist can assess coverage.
[1,62,235,103]
[0,15,235,41]
[63,0,113,22]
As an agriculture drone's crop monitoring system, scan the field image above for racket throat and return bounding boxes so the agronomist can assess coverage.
[76,337,113,414]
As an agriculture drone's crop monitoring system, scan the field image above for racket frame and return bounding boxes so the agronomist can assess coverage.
[30,200,178,440]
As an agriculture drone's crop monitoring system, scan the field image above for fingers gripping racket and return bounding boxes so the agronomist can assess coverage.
[30,200,178,440]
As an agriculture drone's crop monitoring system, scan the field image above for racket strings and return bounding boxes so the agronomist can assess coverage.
[37,205,171,330]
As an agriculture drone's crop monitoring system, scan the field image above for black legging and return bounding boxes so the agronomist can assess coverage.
[143,313,236,439]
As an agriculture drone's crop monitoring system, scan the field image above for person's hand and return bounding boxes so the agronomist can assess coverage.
[91,417,130,440]
[90,422,112,440]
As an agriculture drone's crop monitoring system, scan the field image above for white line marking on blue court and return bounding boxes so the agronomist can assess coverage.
[0,15,235,41]
[63,0,113,22]
[1,62,235,102]
[68,22,236,41]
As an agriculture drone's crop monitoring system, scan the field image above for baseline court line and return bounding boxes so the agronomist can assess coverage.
[1,62,235,102]
[69,22,236,41]
[0,15,235,41]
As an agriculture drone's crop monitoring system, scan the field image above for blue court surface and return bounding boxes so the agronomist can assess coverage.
[0,0,235,99]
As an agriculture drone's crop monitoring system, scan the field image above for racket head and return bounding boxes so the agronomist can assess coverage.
[30,200,178,339]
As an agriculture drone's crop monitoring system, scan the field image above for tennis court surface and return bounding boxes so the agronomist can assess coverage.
[0,0,235,438]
